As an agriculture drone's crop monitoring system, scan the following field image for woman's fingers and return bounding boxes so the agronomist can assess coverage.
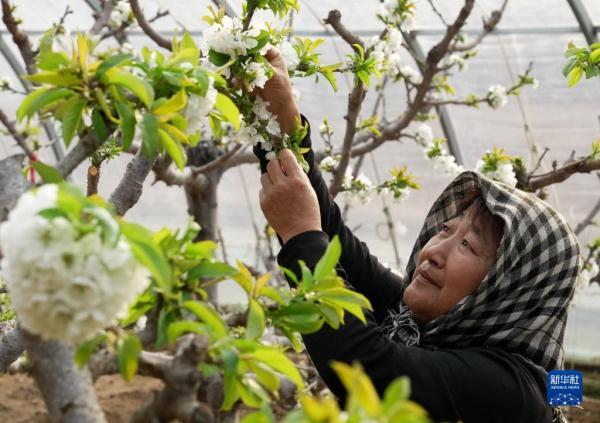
[260,172,273,188]
[266,158,286,184]
[279,149,302,178]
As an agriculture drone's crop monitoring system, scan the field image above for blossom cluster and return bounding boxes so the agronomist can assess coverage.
[183,76,219,138]
[319,155,340,172]
[110,1,131,28]
[475,158,518,187]
[487,84,508,109]
[416,124,464,177]
[379,0,416,31]
[576,259,599,291]
[342,170,374,205]
[0,185,149,343]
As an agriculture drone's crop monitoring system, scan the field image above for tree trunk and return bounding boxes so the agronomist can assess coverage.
[185,170,223,303]
[21,329,106,422]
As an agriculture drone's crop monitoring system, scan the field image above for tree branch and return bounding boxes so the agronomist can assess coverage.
[575,194,600,235]
[1,0,36,75]
[527,157,600,191]
[450,0,508,52]
[324,9,363,51]
[190,144,246,176]
[129,0,172,50]
[0,320,22,373]
[0,108,35,159]
[109,149,157,216]
[55,130,106,178]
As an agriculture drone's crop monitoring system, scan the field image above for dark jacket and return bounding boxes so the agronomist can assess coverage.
[256,119,554,422]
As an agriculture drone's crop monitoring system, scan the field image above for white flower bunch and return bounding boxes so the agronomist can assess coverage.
[487,84,508,109]
[246,61,269,91]
[414,123,434,144]
[379,0,415,31]
[319,155,340,172]
[279,41,300,71]
[531,78,540,90]
[399,65,422,85]
[368,27,404,75]
[226,97,281,156]
[0,185,149,343]
[200,16,266,59]
[0,76,11,90]
[575,259,599,292]
[420,128,465,177]
[443,53,468,71]
[342,170,373,205]
[110,1,131,27]
[183,76,218,138]
[475,160,517,187]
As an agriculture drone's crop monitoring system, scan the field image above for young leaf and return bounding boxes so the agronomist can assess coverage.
[115,102,136,150]
[77,33,89,71]
[31,161,64,183]
[158,128,187,170]
[567,65,583,87]
[118,335,142,382]
[91,108,109,142]
[221,348,240,410]
[167,320,208,343]
[183,301,228,339]
[331,361,381,416]
[155,308,177,348]
[208,49,231,67]
[214,93,240,130]
[74,333,107,368]
[17,88,74,122]
[60,95,87,147]
[140,113,159,158]
[96,54,133,79]
[252,347,304,389]
[36,51,70,70]
[105,68,155,108]
[246,299,266,340]
[313,235,341,281]
[188,262,237,279]
[153,89,187,115]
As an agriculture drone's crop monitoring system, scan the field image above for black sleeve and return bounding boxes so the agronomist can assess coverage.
[277,232,553,423]
[254,116,404,322]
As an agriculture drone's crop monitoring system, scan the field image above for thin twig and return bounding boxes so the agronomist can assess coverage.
[426,0,449,26]
[0,109,35,159]
[190,144,246,176]
[129,0,171,50]
[450,0,508,52]
[1,0,36,74]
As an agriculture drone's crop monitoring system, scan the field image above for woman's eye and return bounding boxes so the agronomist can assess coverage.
[462,239,476,254]
[441,224,449,232]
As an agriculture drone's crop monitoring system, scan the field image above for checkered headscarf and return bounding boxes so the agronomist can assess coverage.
[383,171,581,422]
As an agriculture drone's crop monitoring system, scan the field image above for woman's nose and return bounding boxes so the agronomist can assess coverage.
[423,238,449,268]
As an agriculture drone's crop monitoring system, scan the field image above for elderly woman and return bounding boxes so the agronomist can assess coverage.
[254,49,581,423]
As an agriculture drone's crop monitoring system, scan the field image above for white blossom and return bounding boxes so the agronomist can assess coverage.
[183,77,218,137]
[576,260,599,291]
[200,16,262,58]
[431,154,464,177]
[342,170,373,205]
[415,124,434,144]
[531,78,540,90]
[279,41,300,71]
[444,53,467,71]
[319,156,339,172]
[487,84,508,109]
[246,61,268,91]
[475,160,517,187]
[400,65,422,85]
[110,1,131,27]
[0,185,149,343]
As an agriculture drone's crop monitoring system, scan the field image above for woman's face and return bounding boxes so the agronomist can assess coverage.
[403,203,502,324]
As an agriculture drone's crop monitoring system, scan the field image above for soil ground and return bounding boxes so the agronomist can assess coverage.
[0,372,598,422]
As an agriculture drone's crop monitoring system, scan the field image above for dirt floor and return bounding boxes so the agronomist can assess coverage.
[0,374,163,422]
[0,373,599,422]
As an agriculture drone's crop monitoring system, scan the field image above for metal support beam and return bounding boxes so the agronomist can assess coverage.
[566,0,598,45]
[403,32,465,166]
[0,35,64,161]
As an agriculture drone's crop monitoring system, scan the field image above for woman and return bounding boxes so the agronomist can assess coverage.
[254,49,581,423]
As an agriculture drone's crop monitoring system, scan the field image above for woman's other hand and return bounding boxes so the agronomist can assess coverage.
[259,149,321,243]
[255,47,300,135]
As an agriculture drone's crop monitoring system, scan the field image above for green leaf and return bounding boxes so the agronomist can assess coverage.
[214,93,240,130]
[331,361,381,416]
[183,301,228,339]
[31,161,64,183]
[184,240,217,259]
[60,95,87,147]
[74,334,107,367]
[167,320,208,343]
[208,49,231,66]
[221,348,240,410]
[168,48,199,66]
[180,31,198,51]
[188,262,237,279]
[24,71,80,86]
[96,54,133,79]
[115,102,136,150]
[252,347,304,389]
[91,108,109,142]
[383,376,411,407]
[153,89,187,115]
[77,33,89,71]
[140,113,159,158]
[317,303,341,329]
[567,65,583,87]
[120,221,172,293]
[155,308,177,348]
[118,335,142,382]
[246,299,266,340]
[313,235,341,281]
[105,68,155,108]
[36,51,70,70]
[17,87,74,122]
[158,128,187,170]
[590,48,600,65]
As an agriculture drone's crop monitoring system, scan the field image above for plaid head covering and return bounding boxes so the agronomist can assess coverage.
[382,170,581,422]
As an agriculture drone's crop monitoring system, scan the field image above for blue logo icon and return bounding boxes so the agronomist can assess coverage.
[547,370,583,406]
